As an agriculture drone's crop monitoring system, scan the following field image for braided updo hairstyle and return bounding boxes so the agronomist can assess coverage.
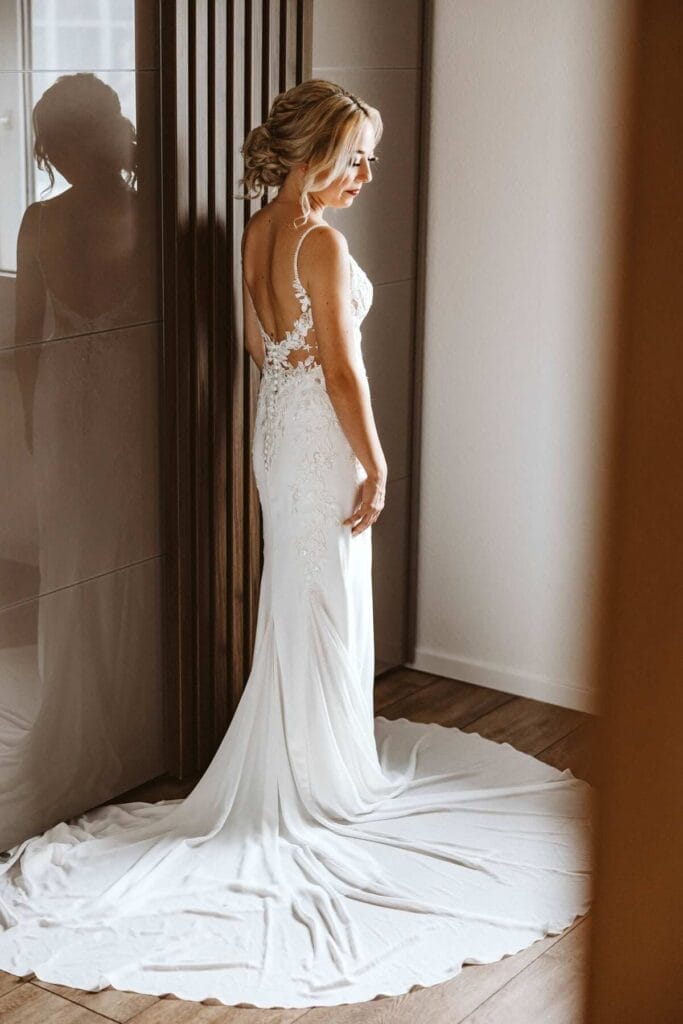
[236,79,382,226]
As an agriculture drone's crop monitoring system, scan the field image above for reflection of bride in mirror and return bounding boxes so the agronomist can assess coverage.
[15,71,142,452]
[19,73,140,328]
[4,74,152,845]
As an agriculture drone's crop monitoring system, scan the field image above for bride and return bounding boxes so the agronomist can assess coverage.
[0,79,594,1009]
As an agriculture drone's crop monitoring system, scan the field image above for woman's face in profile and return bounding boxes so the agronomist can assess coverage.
[311,119,377,210]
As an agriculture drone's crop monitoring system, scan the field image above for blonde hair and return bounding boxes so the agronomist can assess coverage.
[235,79,382,226]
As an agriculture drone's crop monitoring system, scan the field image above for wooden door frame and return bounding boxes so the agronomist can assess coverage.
[584,1,683,1018]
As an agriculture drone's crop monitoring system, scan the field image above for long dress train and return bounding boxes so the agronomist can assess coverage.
[0,224,594,1009]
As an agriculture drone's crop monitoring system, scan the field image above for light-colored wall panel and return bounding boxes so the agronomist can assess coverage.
[312,0,420,68]
[363,278,415,481]
[373,475,409,670]
[313,67,420,285]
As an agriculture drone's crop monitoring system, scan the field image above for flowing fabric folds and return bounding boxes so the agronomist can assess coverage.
[0,250,594,1008]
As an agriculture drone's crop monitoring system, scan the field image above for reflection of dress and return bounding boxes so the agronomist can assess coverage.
[0,224,594,1009]
[33,198,148,592]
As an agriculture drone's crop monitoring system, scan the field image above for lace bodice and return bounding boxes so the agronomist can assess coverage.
[244,223,372,368]
[244,224,373,470]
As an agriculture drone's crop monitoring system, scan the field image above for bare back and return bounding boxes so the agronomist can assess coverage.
[241,205,330,369]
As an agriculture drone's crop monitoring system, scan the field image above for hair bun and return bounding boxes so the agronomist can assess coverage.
[234,78,382,225]
[239,121,287,193]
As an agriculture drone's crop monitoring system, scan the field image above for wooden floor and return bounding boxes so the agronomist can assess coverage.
[0,668,597,1024]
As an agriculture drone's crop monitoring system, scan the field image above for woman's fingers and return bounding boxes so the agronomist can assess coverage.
[342,479,385,535]
[351,513,374,535]
[345,501,379,535]
[342,483,364,526]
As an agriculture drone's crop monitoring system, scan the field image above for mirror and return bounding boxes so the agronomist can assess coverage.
[0,0,163,849]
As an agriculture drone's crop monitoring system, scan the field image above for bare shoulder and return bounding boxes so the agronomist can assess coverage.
[306,223,348,258]
[245,206,266,232]
[301,224,349,288]
[240,209,260,258]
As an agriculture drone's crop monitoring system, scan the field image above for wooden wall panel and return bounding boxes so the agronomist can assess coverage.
[160,0,195,777]
[159,0,310,776]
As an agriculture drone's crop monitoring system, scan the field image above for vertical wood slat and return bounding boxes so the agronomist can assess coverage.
[229,0,248,757]
[267,0,281,109]
[297,0,312,82]
[192,0,213,766]
[244,0,263,666]
[243,0,285,662]
[159,0,307,775]
[406,0,433,662]
[212,0,230,739]
[159,0,195,775]
[285,0,299,86]
[279,0,289,90]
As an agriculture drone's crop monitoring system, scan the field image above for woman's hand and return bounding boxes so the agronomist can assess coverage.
[343,473,386,536]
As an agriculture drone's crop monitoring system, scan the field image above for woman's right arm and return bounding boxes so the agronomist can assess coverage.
[303,226,387,533]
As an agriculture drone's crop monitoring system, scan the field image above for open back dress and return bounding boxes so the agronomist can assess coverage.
[0,222,594,1009]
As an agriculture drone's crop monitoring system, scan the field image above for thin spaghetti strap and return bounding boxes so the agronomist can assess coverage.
[293,224,327,290]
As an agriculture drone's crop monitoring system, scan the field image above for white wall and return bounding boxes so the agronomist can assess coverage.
[409,0,634,712]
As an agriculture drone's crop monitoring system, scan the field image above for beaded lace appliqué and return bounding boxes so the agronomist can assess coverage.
[249,233,372,472]
[258,273,321,472]
[247,229,373,585]
[288,389,341,588]
[348,256,373,326]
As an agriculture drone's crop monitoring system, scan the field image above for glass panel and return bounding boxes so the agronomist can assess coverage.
[0,0,165,850]
[31,0,136,71]
[0,68,159,341]
[0,0,157,71]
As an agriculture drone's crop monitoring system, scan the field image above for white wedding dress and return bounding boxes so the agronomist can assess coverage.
[0,224,594,1009]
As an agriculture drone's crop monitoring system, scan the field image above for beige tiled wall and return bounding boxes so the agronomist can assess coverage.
[311,0,424,672]
[0,2,166,850]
